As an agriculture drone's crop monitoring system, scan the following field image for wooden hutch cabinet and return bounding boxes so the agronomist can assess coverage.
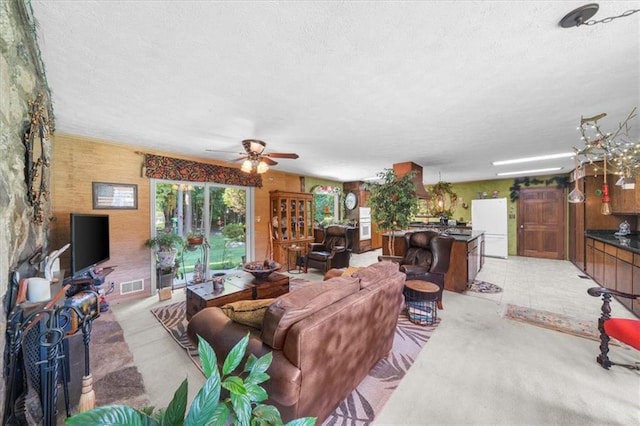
[270,191,314,267]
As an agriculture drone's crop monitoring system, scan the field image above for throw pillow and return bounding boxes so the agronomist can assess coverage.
[342,266,363,277]
[261,276,360,349]
[219,298,275,330]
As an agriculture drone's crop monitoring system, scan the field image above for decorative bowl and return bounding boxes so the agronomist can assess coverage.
[242,261,281,279]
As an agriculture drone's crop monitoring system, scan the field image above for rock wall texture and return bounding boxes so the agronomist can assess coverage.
[0,0,54,417]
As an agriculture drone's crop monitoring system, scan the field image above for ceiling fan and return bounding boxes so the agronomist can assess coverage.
[207,139,299,173]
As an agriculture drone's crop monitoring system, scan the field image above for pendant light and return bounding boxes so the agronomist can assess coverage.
[568,155,585,203]
[601,154,611,215]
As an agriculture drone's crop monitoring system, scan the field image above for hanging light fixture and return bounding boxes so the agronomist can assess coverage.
[256,160,269,174]
[568,154,586,203]
[241,160,252,173]
[601,153,611,215]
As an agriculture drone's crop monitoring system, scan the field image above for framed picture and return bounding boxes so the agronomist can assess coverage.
[92,182,138,210]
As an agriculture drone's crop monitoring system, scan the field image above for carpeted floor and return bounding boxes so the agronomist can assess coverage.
[502,303,600,342]
[150,301,438,424]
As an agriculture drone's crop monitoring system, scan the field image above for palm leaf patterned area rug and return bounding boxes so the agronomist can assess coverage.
[151,302,438,425]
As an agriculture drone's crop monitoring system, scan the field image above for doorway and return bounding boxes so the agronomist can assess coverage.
[151,180,253,287]
[517,187,566,259]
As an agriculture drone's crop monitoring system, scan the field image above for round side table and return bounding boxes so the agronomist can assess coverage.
[286,245,304,274]
[404,280,440,325]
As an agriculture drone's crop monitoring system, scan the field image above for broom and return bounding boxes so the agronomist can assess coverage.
[78,313,96,412]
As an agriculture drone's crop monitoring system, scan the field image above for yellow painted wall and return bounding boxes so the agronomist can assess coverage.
[426,175,569,256]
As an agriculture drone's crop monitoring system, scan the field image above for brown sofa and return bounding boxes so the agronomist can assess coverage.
[186,261,405,423]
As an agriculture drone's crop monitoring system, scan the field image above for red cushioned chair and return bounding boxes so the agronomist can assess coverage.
[587,287,640,370]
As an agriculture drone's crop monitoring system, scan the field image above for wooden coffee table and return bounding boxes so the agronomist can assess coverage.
[186,271,289,320]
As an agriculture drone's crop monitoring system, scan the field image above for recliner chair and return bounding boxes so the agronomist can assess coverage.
[304,225,354,273]
[587,286,639,370]
[378,230,454,308]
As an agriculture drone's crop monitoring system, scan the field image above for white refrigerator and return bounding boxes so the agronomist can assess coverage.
[471,198,508,259]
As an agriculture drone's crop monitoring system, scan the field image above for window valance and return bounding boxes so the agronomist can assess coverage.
[144,154,262,187]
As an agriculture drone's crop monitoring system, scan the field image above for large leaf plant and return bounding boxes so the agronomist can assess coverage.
[367,168,419,256]
[65,333,316,426]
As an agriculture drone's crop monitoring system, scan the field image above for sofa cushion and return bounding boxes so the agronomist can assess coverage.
[261,276,360,349]
[220,298,275,330]
[355,261,400,288]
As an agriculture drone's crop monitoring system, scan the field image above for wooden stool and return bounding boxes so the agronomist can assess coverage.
[404,280,440,325]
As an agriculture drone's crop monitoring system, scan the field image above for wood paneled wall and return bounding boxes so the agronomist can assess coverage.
[51,133,304,302]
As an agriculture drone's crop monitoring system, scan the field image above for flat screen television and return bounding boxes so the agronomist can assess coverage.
[70,213,110,277]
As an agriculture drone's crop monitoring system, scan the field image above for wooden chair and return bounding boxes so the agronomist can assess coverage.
[587,287,640,370]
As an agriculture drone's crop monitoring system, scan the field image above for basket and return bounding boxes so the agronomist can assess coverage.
[242,261,281,279]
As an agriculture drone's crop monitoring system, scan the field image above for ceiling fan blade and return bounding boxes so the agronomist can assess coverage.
[265,152,299,159]
[262,157,278,166]
[206,148,244,155]
[230,155,248,162]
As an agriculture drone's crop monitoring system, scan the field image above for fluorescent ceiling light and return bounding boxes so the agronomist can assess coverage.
[492,152,574,166]
[496,167,563,176]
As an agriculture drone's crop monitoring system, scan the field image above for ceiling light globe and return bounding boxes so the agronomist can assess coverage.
[256,161,269,174]
[241,160,252,173]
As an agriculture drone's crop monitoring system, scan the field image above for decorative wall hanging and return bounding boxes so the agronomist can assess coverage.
[24,93,51,224]
[92,182,138,209]
[143,154,262,187]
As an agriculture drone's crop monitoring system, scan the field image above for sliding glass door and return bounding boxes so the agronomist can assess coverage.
[151,180,252,287]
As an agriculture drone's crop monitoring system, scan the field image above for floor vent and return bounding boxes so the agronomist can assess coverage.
[120,279,144,295]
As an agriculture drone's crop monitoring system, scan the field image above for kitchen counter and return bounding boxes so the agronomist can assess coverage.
[381,229,485,292]
[382,229,484,243]
[585,230,640,254]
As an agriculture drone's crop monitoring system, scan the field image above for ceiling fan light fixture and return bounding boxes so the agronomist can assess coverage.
[256,161,269,174]
[241,160,253,173]
[243,139,266,155]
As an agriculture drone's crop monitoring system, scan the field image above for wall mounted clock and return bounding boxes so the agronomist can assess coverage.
[345,192,357,210]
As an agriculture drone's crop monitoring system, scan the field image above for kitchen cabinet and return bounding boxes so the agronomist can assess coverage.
[584,236,639,316]
[270,191,314,267]
[609,174,636,214]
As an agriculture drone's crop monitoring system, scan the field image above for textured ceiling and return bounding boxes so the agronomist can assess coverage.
[30,1,639,184]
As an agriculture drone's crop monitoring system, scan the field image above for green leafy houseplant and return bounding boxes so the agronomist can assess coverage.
[145,232,185,268]
[65,333,316,426]
[366,168,419,256]
[144,232,184,252]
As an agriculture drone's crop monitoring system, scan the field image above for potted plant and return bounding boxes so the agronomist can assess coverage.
[64,333,316,426]
[144,232,184,268]
[186,231,204,246]
[366,168,419,256]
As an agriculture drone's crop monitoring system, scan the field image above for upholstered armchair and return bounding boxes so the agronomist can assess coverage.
[587,287,639,370]
[378,230,454,308]
[304,225,354,273]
